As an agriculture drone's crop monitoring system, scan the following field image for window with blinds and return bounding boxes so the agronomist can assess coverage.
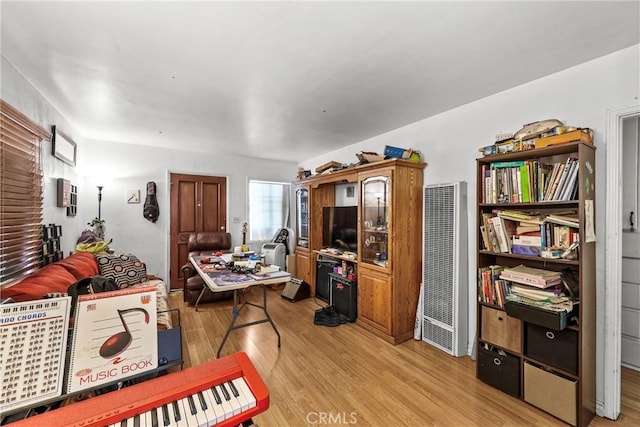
[1,100,50,286]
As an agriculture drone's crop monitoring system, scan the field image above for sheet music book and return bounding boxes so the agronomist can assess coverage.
[66,287,157,393]
[0,297,71,413]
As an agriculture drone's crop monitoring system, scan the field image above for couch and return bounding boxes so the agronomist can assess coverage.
[2,252,172,330]
[181,231,233,305]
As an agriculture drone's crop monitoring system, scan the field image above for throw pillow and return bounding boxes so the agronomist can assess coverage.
[95,254,147,289]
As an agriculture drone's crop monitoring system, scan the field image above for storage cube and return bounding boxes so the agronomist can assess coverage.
[481,306,522,353]
[525,323,578,374]
[524,362,577,426]
[478,345,520,397]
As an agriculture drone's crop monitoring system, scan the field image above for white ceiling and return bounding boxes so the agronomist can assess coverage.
[2,1,639,162]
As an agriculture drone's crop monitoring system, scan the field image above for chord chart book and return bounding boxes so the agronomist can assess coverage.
[66,287,157,394]
[0,297,71,414]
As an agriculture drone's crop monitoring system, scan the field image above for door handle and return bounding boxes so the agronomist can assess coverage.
[630,211,635,232]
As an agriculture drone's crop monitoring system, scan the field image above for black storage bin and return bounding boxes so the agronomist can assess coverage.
[316,259,338,302]
[478,345,520,397]
[525,323,578,375]
[329,273,357,322]
[504,300,576,331]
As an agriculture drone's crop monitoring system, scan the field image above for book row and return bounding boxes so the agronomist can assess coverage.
[480,213,579,259]
[481,157,579,204]
[478,265,569,309]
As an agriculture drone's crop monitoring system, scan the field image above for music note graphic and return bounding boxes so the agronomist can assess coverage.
[99,308,150,358]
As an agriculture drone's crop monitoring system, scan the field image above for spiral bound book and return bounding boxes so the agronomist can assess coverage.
[0,296,71,414]
[66,287,157,394]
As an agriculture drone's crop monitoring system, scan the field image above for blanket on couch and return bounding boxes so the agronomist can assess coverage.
[2,252,172,330]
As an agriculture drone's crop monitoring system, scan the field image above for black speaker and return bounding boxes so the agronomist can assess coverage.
[281,278,310,302]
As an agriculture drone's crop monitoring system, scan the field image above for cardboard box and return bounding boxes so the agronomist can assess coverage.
[524,362,577,425]
[535,129,593,149]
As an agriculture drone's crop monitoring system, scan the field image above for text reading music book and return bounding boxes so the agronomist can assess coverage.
[0,297,71,413]
[67,287,157,393]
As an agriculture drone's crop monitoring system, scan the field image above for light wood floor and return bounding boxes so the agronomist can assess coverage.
[169,287,639,427]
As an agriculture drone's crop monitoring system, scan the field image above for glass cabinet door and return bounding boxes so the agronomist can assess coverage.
[361,176,390,267]
[296,187,309,247]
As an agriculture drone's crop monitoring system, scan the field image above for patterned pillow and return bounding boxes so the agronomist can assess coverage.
[95,254,147,289]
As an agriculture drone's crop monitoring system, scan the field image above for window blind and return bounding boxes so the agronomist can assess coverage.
[1,100,50,286]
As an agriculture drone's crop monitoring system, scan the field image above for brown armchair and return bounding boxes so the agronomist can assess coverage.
[181,231,233,305]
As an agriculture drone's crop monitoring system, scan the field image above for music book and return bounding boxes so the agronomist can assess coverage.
[66,287,158,393]
[0,297,71,413]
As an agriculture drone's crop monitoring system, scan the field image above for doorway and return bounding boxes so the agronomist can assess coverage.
[621,116,640,371]
[169,173,227,289]
[603,105,640,419]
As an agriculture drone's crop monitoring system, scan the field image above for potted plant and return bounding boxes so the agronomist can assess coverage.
[88,217,106,239]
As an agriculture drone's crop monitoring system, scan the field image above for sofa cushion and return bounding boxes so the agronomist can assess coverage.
[56,252,99,279]
[95,254,147,289]
[3,264,76,301]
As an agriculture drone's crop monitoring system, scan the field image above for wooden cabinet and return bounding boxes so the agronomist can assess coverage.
[295,247,312,289]
[475,141,596,426]
[357,267,392,334]
[294,159,425,344]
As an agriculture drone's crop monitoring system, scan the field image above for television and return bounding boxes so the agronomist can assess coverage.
[322,206,358,252]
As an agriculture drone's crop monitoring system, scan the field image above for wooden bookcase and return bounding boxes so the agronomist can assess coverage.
[294,159,425,344]
[475,141,596,426]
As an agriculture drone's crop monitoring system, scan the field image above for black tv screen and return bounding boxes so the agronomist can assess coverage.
[322,206,357,252]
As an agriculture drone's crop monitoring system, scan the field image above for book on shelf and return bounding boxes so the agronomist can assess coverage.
[512,233,542,247]
[478,265,508,306]
[551,157,574,200]
[510,283,564,300]
[499,264,562,288]
[505,293,575,313]
[488,216,511,253]
[545,212,579,228]
[493,209,545,224]
[519,163,531,203]
[515,223,540,234]
[511,244,542,257]
[559,158,579,200]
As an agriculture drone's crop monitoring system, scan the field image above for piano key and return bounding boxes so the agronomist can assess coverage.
[233,377,257,410]
[198,389,223,425]
[205,385,234,422]
[170,399,190,427]
[219,382,231,401]
[231,378,253,412]
[178,395,205,426]
[161,403,170,427]
[227,380,240,398]
[210,386,222,404]
[214,384,237,418]
[150,407,159,427]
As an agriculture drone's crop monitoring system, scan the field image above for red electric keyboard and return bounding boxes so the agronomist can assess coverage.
[10,352,269,427]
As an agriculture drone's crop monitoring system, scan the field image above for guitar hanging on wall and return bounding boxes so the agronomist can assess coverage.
[143,181,159,223]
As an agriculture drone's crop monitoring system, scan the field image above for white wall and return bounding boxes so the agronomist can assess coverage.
[1,55,299,280]
[300,45,640,407]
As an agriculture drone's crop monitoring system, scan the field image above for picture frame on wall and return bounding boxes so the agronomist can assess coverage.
[52,125,77,166]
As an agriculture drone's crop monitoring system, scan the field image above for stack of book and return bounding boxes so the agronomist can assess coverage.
[499,265,572,311]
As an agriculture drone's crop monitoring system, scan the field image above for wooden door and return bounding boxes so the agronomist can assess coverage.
[169,173,227,289]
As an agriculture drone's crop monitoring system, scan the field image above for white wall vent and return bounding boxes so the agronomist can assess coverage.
[422,182,468,356]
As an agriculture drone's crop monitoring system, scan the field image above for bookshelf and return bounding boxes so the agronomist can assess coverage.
[475,141,596,426]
